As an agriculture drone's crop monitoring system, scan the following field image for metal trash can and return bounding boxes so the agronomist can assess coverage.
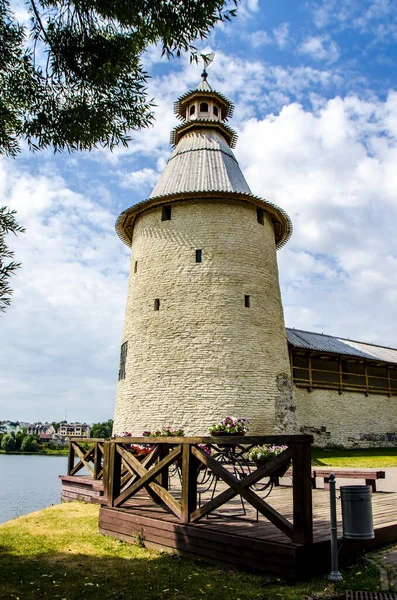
[340,485,374,540]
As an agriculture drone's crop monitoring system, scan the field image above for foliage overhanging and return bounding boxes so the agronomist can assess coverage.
[0,206,25,313]
[0,0,239,155]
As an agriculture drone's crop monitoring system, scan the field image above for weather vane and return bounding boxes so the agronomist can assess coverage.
[201,52,215,80]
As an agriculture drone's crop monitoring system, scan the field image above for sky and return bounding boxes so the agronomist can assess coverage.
[1,0,397,424]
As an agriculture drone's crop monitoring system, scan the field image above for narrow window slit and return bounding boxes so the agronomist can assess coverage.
[118,341,128,381]
[257,208,265,225]
[195,249,202,263]
[161,205,171,221]
[134,261,138,273]
[244,295,250,308]
[154,298,160,311]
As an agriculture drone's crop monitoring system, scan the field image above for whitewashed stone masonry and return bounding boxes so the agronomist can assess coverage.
[113,198,294,435]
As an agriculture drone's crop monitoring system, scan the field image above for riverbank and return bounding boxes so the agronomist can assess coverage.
[0,448,68,456]
[0,503,381,600]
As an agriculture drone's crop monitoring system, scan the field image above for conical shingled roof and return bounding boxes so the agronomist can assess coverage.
[150,129,251,198]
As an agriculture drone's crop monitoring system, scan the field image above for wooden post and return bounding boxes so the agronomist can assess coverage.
[105,442,122,507]
[387,365,392,397]
[93,441,100,480]
[103,441,110,504]
[292,441,313,544]
[67,441,75,476]
[338,357,343,393]
[158,443,169,491]
[364,361,369,395]
[181,443,197,523]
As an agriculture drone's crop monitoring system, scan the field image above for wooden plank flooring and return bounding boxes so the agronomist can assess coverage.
[61,474,397,578]
[102,487,397,540]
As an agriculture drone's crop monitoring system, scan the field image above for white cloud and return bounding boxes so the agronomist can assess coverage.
[0,158,129,422]
[248,30,272,48]
[118,167,160,191]
[273,23,290,49]
[248,23,290,50]
[299,35,340,64]
[238,0,260,18]
[310,0,397,42]
[236,92,397,345]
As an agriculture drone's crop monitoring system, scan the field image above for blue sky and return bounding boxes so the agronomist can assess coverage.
[1,0,397,424]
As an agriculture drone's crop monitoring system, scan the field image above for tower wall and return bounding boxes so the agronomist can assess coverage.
[113,198,294,435]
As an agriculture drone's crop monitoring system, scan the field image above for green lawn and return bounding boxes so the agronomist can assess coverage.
[311,447,397,468]
[0,503,380,600]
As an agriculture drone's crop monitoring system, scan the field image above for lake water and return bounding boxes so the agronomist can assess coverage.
[0,454,68,524]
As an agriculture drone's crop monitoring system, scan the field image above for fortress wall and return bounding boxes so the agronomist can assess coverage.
[295,386,397,447]
[113,198,293,436]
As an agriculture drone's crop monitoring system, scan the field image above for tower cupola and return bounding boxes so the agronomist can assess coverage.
[184,75,224,123]
[171,71,237,148]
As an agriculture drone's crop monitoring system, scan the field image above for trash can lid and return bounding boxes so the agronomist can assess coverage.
[340,485,372,494]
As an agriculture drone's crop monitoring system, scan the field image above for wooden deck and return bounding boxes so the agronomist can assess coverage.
[61,438,397,579]
[60,474,397,578]
[98,486,397,578]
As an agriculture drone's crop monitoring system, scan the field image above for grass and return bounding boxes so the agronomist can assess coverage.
[4,447,396,464]
[311,447,397,468]
[0,503,381,600]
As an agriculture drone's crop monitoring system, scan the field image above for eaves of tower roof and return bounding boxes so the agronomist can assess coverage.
[171,119,238,148]
[115,190,292,251]
[287,328,397,365]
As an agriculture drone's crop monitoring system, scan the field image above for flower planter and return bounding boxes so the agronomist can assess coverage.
[254,459,290,479]
[210,431,245,436]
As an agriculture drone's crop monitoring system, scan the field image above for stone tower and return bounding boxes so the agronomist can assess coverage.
[113,73,294,436]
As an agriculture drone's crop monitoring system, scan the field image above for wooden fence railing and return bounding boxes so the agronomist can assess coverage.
[103,435,314,545]
[67,438,105,480]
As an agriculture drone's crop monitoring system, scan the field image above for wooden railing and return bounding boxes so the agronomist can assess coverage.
[67,438,105,480]
[103,435,314,545]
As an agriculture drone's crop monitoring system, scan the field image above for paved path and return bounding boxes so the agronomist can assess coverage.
[371,544,397,591]
[365,470,397,592]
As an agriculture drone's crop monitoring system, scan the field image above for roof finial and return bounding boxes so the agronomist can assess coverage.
[201,51,215,81]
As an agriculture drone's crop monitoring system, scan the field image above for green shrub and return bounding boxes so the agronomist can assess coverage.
[21,435,38,452]
[1,433,16,452]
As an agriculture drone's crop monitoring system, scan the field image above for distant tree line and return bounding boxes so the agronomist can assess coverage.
[0,429,38,452]
[0,419,114,452]
[90,419,113,438]
[0,428,65,452]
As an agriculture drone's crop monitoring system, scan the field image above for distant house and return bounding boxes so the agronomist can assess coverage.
[41,433,68,446]
[58,423,91,438]
[0,421,24,434]
[27,423,55,436]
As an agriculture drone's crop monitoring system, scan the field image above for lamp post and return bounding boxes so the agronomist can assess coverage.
[328,473,343,582]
